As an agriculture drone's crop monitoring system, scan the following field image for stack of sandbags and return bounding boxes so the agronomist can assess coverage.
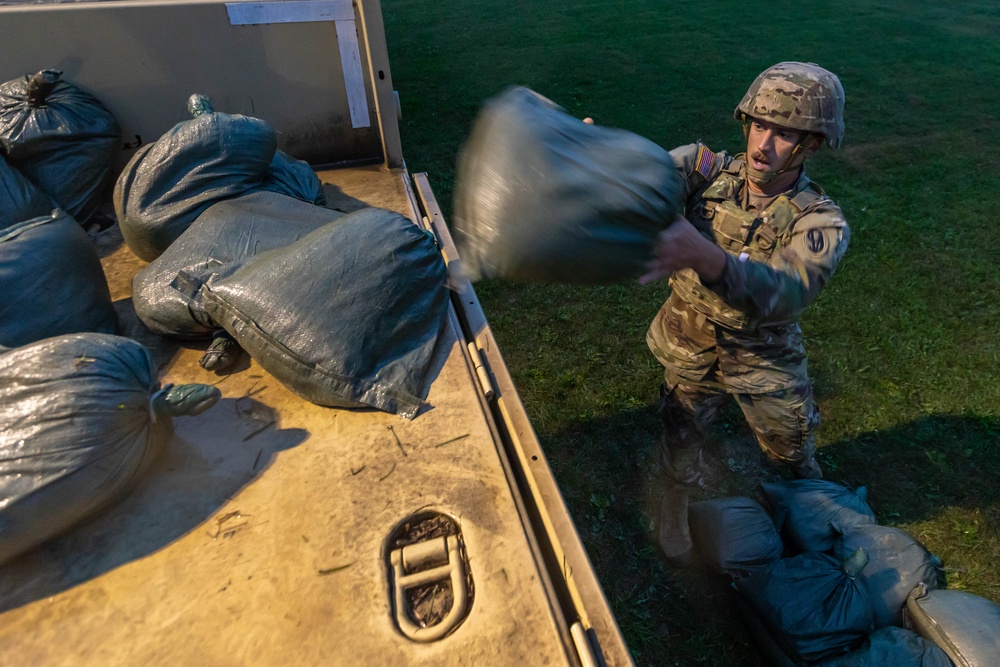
[0,333,220,564]
[688,480,967,666]
[114,95,325,261]
[452,86,684,285]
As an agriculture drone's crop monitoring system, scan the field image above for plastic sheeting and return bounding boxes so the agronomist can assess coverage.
[820,626,954,667]
[0,333,220,565]
[0,211,118,347]
[906,584,1000,667]
[452,86,683,285]
[0,70,120,226]
[688,496,783,579]
[835,524,945,629]
[133,190,344,339]
[761,479,877,554]
[183,208,449,419]
[0,153,53,229]
[114,107,324,261]
[735,548,875,664]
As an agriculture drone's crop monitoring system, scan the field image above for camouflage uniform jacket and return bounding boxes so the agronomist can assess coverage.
[646,142,850,393]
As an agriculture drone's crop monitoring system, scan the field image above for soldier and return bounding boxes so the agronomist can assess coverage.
[639,62,850,563]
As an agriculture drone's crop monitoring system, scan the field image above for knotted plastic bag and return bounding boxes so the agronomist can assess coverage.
[834,524,945,629]
[0,333,220,564]
[761,479,877,553]
[735,547,875,664]
[0,70,120,226]
[0,152,54,230]
[133,190,344,339]
[689,496,784,579]
[0,210,119,347]
[114,95,324,261]
[906,583,1000,667]
[452,86,683,284]
[183,208,449,418]
[819,626,954,667]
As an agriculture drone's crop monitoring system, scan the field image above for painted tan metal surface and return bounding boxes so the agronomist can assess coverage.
[0,167,576,665]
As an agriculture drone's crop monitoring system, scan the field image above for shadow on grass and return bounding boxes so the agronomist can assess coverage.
[538,407,1000,666]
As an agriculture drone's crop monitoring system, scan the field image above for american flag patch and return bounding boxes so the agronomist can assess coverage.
[695,145,716,179]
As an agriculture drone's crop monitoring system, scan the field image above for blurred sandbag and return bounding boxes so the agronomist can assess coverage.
[835,524,945,629]
[114,97,324,261]
[0,333,220,564]
[735,547,875,664]
[906,583,1000,667]
[819,626,954,667]
[133,190,344,339]
[0,152,54,229]
[183,208,449,419]
[0,211,119,347]
[0,69,120,226]
[761,479,877,553]
[689,496,783,579]
[452,86,683,285]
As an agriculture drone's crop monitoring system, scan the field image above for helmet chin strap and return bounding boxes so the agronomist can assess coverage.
[741,117,809,188]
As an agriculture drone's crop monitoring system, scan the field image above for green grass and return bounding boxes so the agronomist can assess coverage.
[383,1,1000,664]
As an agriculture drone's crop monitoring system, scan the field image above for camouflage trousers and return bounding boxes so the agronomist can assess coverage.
[659,370,820,469]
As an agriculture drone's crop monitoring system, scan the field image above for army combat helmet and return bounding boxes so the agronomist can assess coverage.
[735,61,845,149]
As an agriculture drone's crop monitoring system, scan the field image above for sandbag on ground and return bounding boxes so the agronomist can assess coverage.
[0,69,120,226]
[819,626,954,667]
[0,211,119,347]
[133,190,345,339]
[452,85,683,285]
[835,524,945,629]
[114,97,325,261]
[906,583,1000,667]
[0,333,220,565]
[735,547,875,664]
[689,496,783,579]
[0,153,54,229]
[183,208,449,418]
[761,479,877,554]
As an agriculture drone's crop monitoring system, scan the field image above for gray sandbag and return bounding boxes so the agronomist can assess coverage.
[735,547,875,664]
[835,524,946,629]
[689,496,783,579]
[114,97,324,262]
[0,152,54,230]
[906,583,1000,667]
[820,626,954,667]
[182,208,449,418]
[452,85,683,285]
[0,70,120,226]
[0,333,220,564]
[761,479,877,554]
[0,211,119,347]
[133,190,344,339]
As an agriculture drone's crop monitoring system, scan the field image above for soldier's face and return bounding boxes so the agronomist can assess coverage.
[746,118,819,172]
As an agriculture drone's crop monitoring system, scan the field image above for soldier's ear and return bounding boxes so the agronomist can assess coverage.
[803,133,824,157]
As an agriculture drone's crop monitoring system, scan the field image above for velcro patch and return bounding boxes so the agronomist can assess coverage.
[695,145,716,179]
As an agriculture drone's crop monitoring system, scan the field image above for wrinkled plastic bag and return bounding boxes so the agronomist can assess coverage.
[735,547,875,664]
[133,190,344,339]
[182,208,449,418]
[689,496,783,579]
[0,70,120,226]
[1,152,54,229]
[906,583,1000,667]
[0,333,220,564]
[452,86,683,284]
[0,210,118,347]
[114,97,324,261]
[819,626,954,667]
[835,524,945,629]
[761,479,877,554]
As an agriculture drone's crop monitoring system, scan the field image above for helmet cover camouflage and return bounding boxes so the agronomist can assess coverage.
[734,62,845,149]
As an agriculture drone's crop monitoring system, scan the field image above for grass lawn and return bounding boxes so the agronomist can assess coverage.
[383,1,1000,664]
